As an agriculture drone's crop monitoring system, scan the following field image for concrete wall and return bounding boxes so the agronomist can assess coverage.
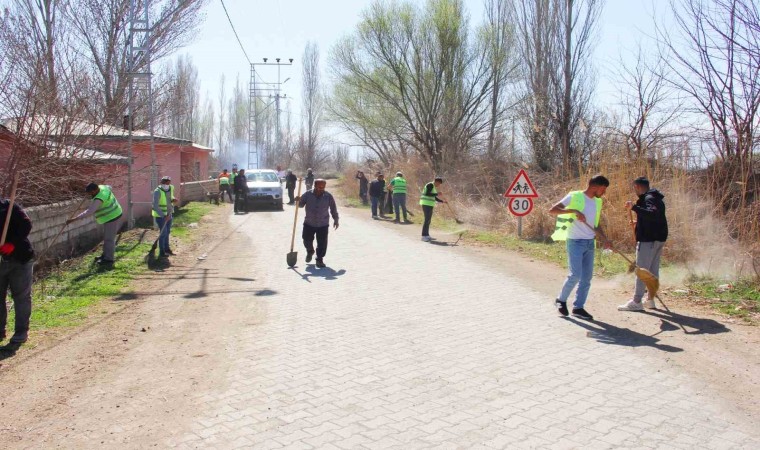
[25,199,117,261]
[180,180,219,203]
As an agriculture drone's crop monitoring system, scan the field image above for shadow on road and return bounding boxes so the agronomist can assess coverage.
[642,309,730,336]
[0,342,22,360]
[292,265,347,281]
[565,317,684,353]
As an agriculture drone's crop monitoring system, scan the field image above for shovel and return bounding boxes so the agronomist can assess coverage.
[286,178,303,268]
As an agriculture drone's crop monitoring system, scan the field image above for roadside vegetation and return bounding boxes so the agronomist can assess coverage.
[8,202,214,340]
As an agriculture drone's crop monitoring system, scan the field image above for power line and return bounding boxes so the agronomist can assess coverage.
[219,0,251,64]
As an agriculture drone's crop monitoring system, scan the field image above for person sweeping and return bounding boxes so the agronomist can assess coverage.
[419,177,446,242]
[67,183,123,266]
[618,177,668,311]
[0,195,34,345]
[549,175,611,321]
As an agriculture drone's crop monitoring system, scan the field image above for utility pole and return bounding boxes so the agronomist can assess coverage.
[127,0,155,228]
[249,58,292,169]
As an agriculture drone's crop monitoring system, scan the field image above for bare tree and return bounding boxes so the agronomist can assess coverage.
[615,45,681,159]
[517,0,603,173]
[299,41,324,170]
[659,0,760,197]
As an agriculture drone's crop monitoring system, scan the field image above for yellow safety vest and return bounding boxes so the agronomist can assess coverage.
[419,182,438,207]
[551,191,602,241]
[391,177,407,194]
[152,185,176,218]
[93,185,123,224]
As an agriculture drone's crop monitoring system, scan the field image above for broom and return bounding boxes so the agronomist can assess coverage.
[579,221,669,310]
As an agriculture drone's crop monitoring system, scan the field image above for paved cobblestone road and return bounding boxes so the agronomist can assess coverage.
[5,204,759,449]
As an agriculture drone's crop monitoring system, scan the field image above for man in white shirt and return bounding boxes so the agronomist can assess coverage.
[548,175,611,321]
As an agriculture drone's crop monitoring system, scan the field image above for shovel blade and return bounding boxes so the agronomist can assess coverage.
[286,251,298,268]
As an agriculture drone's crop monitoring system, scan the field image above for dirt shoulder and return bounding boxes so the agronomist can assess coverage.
[0,203,250,447]
[335,194,760,423]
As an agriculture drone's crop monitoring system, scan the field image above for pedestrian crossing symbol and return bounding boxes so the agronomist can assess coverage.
[504,169,538,198]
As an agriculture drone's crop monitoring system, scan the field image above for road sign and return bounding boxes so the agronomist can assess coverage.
[508,197,534,217]
[504,169,538,198]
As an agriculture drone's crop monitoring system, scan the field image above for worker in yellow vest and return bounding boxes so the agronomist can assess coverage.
[388,171,412,223]
[67,183,124,266]
[419,177,446,242]
[218,169,233,203]
[548,175,611,321]
[152,176,177,258]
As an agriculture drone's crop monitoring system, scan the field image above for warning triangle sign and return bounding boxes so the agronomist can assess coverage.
[504,169,539,198]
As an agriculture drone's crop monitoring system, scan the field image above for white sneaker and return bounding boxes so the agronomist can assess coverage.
[618,299,644,311]
[643,298,656,309]
[421,236,431,242]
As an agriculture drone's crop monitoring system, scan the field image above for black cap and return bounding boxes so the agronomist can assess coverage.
[85,183,98,192]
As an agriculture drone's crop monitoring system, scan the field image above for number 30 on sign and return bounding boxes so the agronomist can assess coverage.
[508,197,534,216]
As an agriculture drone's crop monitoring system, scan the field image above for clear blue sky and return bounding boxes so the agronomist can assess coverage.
[181,0,670,132]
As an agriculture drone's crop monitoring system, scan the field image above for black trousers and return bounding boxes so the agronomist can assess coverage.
[220,185,233,202]
[287,187,295,204]
[422,205,434,236]
[302,224,329,259]
[234,192,247,213]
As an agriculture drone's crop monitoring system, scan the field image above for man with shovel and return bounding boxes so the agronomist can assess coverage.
[618,177,668,311]
[549,175,611,321]
[0,196,34,344]
[296,179,339,268]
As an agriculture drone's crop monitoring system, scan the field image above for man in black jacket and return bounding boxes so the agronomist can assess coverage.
[618,177,668,311]
[369,172,386,219]
[233,169,249,214]
[0,198,35,344]
[285,170,298,204]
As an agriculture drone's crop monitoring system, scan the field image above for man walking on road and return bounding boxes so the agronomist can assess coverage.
[369,172,387,219]
[420,177,446,242]
[389,171,411,224]
[0,197,34,344]
[67,183,123,266]
[305,168,315,191]
[152,176,176,258]
[285,170,298,205]
[296,179,339,268]
[218,169,233,203]
[619,177,668,311]
[549,175,611,321]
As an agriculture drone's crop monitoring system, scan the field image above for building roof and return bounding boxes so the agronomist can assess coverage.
[1,115,214,152]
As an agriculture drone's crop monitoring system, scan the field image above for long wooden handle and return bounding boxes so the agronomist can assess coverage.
[628,209,636,244]
[0,172,19,246]
[289,178,303,252]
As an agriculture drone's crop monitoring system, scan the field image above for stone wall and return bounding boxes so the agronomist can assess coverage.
[180,180,219,203]
[25,199,108,261]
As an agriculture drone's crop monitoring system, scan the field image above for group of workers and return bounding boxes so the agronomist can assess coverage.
[548,175,668,321]
[359,171,447,242]
[0,175,180,346]
[0,166,667,347]
[217,163,254,214]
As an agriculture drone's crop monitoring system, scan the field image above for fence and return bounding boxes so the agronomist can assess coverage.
[180,180,219,203]
[25,199,105,261]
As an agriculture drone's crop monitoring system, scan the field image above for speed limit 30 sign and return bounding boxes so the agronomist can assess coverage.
[504,169,538,217]
[508,197,534,216]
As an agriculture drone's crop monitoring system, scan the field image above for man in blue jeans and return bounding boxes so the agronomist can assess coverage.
[549,175,611,321]
[152,176,176,258]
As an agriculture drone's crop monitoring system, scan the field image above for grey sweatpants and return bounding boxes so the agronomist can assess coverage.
[102,216,122,262]
[0,260,33,337]
[633,241,665,302]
